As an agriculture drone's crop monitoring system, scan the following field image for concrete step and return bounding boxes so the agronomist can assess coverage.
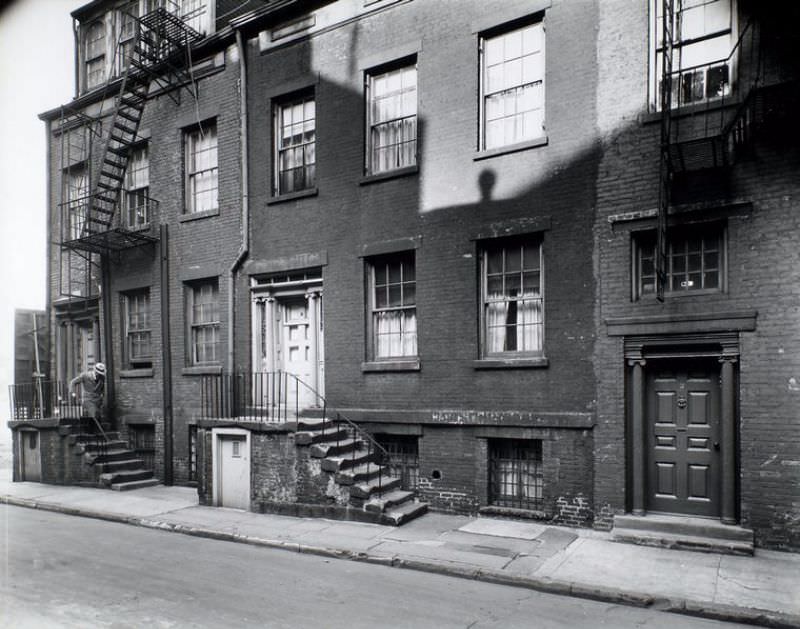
[111,478,160,491]
[612,514,754,555]
[294,418,337,432]
[350,475,401,500]
[82,440,128,452]
[310,437,362,458]
[295,427,349,446]
[95,458,144,474]
[298,407,326,419]
[335,462,385,485]
[91,448,138,464]
[320,448,375,473]
[364,488,415,514]
[99,468,154,486]
[381,500,429,526]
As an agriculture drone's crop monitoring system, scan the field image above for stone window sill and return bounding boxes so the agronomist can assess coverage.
[473,357,549,370]
[182,365,223,376]
[359,165,418,185]
[267,187,318,205]
[474,136,548,161]
[119,368,154,378]
[179,208,219,223]
[362,359,420,372]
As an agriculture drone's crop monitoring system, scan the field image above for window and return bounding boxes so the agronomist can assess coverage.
[635,226,724,298]
[188,425,198,481]
[274,94,316,195]
[376,434,419,491]
[118,2,139,74]
[125,145,150,228]
[64,166,89,240]
[489,439,543,510]
[366,63,417,174]
[123,289,152,368]
[84,20,106,90]
[128,425,155,471]
[480,20,544,150]
[188,280,220,365]
[185,122,218,213]
[480,237,543,356]
[368,253,417,359]
[180,0,208,35]
[651,0,734,109]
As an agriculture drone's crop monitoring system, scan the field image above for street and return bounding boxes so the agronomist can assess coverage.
[1,505,750,628]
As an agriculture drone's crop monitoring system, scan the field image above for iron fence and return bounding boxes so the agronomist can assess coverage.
[9,380,82,421]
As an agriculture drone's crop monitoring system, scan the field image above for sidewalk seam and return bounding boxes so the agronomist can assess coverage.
[3,495,799,629]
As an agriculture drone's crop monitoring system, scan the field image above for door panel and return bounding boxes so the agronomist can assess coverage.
[21,431,41,482]
[218,435,249,509]
[646,360,720,517]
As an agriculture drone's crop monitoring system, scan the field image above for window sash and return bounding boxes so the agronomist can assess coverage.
[85,21,106,89]
[482,241,543,356]
[370,256,417,358]
[125,291,152,363]
[489,439,543,510]
[276,96,316,194]
[638,230,723,296]
[481,22,544,150]
[186,125,218,213]
[367,65,417,173]
[125,146,150,227]
[190,282,220,364]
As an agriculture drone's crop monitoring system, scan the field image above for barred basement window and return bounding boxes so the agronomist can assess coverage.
[376,434,419,490]
[129,425,155,471]
[188,425,198,481]
[489,439,543,510]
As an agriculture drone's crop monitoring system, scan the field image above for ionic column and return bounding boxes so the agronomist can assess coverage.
[720,355,737,525]
[306,291,319,397]
[629,357,647,515]
[265,297,276,372]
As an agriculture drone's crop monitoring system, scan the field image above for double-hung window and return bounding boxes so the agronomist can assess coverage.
[125,145,150,229]
[124,289,152,369]
[481,237,544,356]
[188,280,219,365]
[185,122,218,214]
[368,253,417,359]
[275,94,316,195]
[480,20,545,150]
[84,20,106,90]
[118,2,139,74]
[635,226,725,298]
[651,0,734,109]
[64,166,89,240]
[366,62,418,174]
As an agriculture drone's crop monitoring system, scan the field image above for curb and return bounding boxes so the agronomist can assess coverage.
[3,495,799,629]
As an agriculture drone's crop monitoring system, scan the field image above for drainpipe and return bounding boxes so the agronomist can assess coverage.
[227,28,250,376]
[73,19,80,99]
[161,224,173,485]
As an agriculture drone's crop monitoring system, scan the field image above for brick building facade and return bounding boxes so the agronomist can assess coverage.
[10,0,799,549]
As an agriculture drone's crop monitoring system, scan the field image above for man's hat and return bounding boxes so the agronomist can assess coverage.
[94,362,106,376]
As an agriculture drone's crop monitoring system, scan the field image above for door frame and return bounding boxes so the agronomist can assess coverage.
[211,427,251,508]
[17,428,42,482]
[625,332,739,524]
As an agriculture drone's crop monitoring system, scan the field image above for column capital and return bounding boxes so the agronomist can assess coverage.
[627,357,646,368]
[719,354,738,365]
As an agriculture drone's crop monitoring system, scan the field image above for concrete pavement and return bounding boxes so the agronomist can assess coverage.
[1,469,798,628]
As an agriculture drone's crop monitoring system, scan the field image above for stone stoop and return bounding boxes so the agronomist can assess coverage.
[612,514,754,555]
[69,431,158,492]
[297,419,428,526]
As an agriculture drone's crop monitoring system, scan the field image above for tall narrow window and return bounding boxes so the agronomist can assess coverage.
[481,20,545,150]
[275,94,316,195]
[651,0,734,109]
[180,0,208,35]
[84,20,106,90]
[185,122,218,213]
[368,253,417,359]
[64,167,89,240]
[366,63,417,174]
[125,145,150,228]
[124,289,152,369]
[118,2,139,74]
[188,280,220,365]
[481,237,543,356]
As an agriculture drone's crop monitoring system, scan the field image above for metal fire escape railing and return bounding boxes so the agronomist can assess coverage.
[61,4,204,256]
[656,3,761,299]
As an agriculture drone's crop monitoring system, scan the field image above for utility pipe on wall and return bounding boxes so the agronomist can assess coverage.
[228,28,250,375]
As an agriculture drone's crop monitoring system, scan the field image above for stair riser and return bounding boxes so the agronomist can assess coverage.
[295,429,349,446]
[335,468,384,485]
[320,452,376,473]
[310,440,363,458]
[350,477,402,500]
[365,493,413,514]
[100,470,153,486]
[97,460,144,474]
[613,516,753,543]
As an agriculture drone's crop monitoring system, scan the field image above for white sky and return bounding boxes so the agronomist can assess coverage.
[0,0,75,443]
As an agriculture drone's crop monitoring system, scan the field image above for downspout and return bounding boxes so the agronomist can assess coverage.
[44,120,53,382]
[73,19,80,99]
[228,28,250,375]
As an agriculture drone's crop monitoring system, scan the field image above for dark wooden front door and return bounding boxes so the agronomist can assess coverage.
[646,360,721,517]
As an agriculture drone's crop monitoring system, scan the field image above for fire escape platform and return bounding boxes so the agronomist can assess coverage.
[62,227,158,256]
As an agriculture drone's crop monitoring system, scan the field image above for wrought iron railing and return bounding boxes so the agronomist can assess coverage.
[9,380,82,421]
[60,193,160,244]
[201,371,392,493]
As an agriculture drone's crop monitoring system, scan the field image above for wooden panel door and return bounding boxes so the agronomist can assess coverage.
[281,298,315,410]
[646,360,721,517]
[218,435,249,510]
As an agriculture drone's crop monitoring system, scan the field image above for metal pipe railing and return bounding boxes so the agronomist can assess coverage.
[9,381,83,421]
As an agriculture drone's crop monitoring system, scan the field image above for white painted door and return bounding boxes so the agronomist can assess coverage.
[218,436,249,509]
[281,298,315,410]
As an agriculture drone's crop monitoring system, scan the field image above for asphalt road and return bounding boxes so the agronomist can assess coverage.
[1,505,750,628]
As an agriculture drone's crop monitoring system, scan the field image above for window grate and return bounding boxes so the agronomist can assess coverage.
[376,434,419,491]
[129,425,155,472]
[489,439,543,510]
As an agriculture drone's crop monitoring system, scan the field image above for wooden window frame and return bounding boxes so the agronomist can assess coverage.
[273,92,316,195]
[184,121,218,214]
[366,252,418,361]
[84,19,107,90]
[123,288,152,369]
[187,279,220,366]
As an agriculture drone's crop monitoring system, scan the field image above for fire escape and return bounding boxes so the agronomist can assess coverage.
[60,4,204,259]
[655,1,764,300]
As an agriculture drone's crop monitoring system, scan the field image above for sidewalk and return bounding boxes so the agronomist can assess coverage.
[2,469,798,628]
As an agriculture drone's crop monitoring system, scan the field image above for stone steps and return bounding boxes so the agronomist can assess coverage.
[612,514,754,555]
[111,478,160,491]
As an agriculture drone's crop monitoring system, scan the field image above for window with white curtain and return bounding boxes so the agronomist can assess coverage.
[480,20,545,150]
[366,62,417,174]
[185,122,218,213]
[481,237,543,356]
[188,279,220,365]
[368,253,417,359]
[125,144,150,228]
[275,94,316,195]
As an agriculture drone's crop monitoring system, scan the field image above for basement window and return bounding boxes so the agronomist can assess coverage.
[488,439,543,510]
[128,424,155,471]
[375,434,419,490]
